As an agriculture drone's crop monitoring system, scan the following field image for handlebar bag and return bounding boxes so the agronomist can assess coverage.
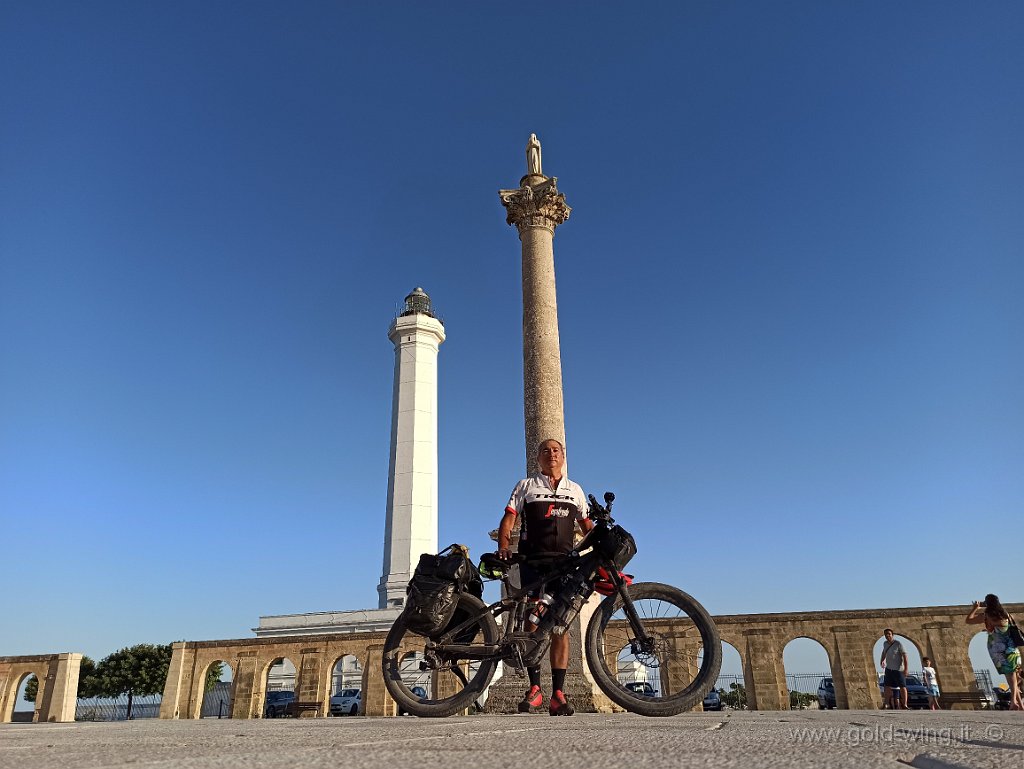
[599,525,638,570]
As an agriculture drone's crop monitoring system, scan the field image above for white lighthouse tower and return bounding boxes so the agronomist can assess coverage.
[377,287,445,608]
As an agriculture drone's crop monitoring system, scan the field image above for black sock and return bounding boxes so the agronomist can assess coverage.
[528,667,541,689]
[552,668,566,693]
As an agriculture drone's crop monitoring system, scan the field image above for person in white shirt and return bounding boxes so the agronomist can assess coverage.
[921,656,940,710]
[497,438,593,716]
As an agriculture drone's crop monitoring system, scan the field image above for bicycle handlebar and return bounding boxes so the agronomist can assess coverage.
[588,491,616,522]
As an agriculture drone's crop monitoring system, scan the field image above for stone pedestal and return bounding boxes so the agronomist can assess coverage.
[482,594,617,713]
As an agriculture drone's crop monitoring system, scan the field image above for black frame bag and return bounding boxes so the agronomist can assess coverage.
[402,544,478,636]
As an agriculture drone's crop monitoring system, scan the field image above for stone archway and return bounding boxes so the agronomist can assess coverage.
[160,633,391,719]
[157,602,1020,718]
[193,660,234,719]
[782,636,834,709]
[0,654,82,723]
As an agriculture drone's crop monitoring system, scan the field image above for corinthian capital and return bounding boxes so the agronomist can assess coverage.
[499,177,571,230]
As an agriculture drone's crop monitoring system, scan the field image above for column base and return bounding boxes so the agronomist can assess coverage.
[481,595,619,714]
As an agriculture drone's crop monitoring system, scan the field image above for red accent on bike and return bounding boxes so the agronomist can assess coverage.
[594,566,633,596]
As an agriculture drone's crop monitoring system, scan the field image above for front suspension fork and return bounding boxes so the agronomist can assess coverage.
[609,570,655,655]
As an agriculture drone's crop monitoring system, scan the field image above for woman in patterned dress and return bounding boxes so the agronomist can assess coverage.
[967,594,1022,710]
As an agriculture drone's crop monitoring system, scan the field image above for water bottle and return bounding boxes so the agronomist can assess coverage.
[528,593,554,625]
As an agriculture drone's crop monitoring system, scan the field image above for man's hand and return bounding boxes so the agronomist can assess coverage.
[498,546,512,561]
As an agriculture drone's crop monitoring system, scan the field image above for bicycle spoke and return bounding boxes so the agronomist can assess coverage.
[586,583,722,715]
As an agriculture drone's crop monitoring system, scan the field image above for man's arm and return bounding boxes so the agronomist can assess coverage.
[497,510,517,560]
[901,652,908,675]
[966,601,986,624]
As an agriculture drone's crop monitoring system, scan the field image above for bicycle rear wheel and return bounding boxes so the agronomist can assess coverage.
[382,592,498,718]
[585,582,722,717]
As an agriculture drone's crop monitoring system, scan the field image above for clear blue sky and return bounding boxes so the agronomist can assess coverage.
[2,2,1021,680]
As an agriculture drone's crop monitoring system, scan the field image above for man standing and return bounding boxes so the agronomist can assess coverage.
[497,438,593,716]
[880,628,909,709]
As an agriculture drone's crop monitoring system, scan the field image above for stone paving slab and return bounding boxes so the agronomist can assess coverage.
[1,711,1022,769]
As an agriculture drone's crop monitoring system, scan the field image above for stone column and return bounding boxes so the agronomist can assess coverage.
[742,630,787,711]
[296,649,323,717]
[160,642,188,719]
[829,626,878,709]
[40,654,81,723]
[500,149,572,473]
[923,622,978,707]
[362,644,392,717]
[232,654,259,719]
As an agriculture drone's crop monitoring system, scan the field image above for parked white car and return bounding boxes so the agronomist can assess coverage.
[329,688,361,716]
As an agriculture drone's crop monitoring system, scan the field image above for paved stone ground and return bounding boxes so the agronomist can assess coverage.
[1,710,1022,769]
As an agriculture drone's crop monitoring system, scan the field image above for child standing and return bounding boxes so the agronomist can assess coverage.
[921,657,940,710]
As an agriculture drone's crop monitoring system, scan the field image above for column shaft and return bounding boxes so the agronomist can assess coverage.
[520,223,565,471]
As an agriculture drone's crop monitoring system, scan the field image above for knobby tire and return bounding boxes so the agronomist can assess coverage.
[585,582,722,717]
[382,592,498,718]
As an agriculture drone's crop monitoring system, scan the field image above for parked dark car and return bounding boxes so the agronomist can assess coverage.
[625,681,657,697]
[702,688,723,711]
[817,677,836,709]
[878,674,930,709]
[264,690,295,718]
[398,686,427,716]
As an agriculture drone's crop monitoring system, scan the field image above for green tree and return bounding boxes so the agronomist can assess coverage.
[205,662,224,692]
[23,656,99,702]
[789,689,817,709]
[20,675,38,703]
[93,644,172,719]
[720,682,747,710]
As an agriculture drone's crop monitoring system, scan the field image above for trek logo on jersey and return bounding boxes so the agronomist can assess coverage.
[544,504,573,519]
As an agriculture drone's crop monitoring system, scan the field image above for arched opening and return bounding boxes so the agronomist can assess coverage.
[782,637,833,710]
[12,673,39,723]
[331,654,362,693]
[397,651,432,714]
[713,641,744,710]
[199,661,234,719]
[262,657,296,718]
[329,655,363,717]
[611,639,705,700]
[873,632,926,709]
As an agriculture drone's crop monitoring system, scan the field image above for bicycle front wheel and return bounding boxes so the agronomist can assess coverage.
[585,582,722,717]
[382,592,499,718]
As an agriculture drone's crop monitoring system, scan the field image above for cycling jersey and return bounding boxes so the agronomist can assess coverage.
[506,474,589,555]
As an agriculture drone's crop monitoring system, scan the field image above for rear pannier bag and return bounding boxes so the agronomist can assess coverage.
[402,544,478,636]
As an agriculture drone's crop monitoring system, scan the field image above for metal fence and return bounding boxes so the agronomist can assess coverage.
[200,682,233,718]
[711,669,998,711]
[75,694,162,721]
[60,668,999,720]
